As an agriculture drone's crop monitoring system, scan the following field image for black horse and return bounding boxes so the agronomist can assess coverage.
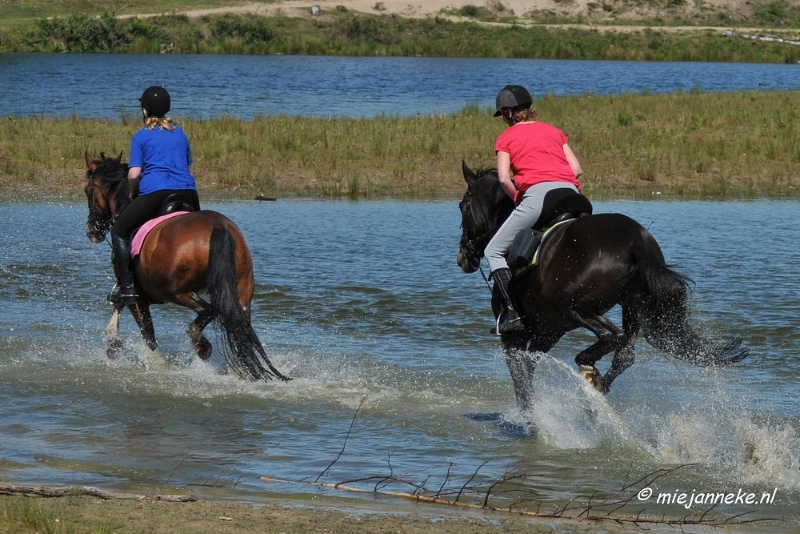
[457,162,748,410]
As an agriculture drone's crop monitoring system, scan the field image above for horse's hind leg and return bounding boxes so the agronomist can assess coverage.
[169,293,215,362]
[602,306,640,391]
[570,311,624,346]
[188,308,215,360]
[569,312,627,393]
[574,338,617,393]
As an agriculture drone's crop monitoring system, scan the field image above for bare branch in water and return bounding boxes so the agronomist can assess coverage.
[263,403,783,529]
[314,395,368,483]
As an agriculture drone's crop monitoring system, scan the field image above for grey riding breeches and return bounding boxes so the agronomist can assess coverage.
[485,181,579,274]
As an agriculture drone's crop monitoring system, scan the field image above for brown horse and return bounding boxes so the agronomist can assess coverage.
[84,151,289,381]
[457,162,747,410]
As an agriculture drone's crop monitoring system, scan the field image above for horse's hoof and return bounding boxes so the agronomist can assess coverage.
[107,341,122,359]
[578,365,606,393]
[194,337,213,360]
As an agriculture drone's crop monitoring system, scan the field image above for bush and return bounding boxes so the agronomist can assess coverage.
[34,12,130,52]
[208,15,274,43]
[129,19,163,40]
[336,15,397,44]
[458,5,481,17]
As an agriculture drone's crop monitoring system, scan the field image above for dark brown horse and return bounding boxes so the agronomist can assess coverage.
[457,162,747,410]
[84,151,289,381]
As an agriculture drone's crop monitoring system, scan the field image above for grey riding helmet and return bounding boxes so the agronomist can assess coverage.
[139,86,171,117]
[494,85,532,117]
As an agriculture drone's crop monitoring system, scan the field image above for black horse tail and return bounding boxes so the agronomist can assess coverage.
[207,227,290,381]
[634,229,748,366]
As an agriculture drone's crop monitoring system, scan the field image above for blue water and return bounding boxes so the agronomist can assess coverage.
[1,54,798,119]
[0,199,798,530]
[1,52,799,529]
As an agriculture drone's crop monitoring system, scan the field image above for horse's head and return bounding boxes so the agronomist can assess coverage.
[84,151,129,243]
[457,161,515,273]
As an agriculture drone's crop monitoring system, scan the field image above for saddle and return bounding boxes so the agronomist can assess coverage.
[130,193,198,259]
[507,188,593,272]
[159,192,197,215]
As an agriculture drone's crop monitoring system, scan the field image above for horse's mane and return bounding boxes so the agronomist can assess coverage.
[474,167,512,212]
[93,153,131,211]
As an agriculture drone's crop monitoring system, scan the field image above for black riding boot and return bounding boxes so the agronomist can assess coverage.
[108,235,138,305]
[492,268,525,335]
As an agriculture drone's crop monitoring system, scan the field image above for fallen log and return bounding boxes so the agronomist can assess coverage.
[0,483,195,502]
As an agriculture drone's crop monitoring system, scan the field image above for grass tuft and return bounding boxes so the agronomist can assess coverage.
[1,92,797,200]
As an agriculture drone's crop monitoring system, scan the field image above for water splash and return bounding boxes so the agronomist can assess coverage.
[494,352,800,496]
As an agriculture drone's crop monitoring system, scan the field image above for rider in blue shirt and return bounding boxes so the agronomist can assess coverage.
[108,86,200,304]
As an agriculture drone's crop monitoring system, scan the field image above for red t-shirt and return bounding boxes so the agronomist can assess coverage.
[495,121,580,204]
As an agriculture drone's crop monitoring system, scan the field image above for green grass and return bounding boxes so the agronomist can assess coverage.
[0,0,239,23]
[1,91,797,200]
[0,496,121,534]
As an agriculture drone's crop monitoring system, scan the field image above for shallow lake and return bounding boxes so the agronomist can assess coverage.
[1,54,799,119]
[1,198,798,529]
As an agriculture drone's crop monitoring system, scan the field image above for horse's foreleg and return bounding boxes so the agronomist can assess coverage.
[188,308,215,360]
[128,301,157,351]
[503,334,542,412]
[105,304,124,359]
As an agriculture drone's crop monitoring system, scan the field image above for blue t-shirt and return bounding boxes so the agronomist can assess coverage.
[129,124,196,195]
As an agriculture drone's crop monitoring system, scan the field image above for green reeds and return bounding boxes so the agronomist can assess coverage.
[2,11,800,63]
[0,495,121,534]
[1,91,797,200]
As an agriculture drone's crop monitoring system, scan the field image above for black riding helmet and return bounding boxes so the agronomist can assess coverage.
[139,86,170,117]
[493,85,532,117]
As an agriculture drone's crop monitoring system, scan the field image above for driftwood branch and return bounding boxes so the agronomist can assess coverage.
[263,402,783,529]
[0,483,195,502]
[313,395,368,483]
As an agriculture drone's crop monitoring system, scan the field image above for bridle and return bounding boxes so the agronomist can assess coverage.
[85,169,116,242]
[459,174,503,263]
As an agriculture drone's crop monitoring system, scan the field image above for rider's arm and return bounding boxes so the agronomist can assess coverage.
[128,166,142,199]
[563,143,583,179]
[496,150,517,200]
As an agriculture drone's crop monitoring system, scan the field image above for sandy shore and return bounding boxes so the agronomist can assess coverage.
[129,0,571,20]
[122,0,780,34]
[0,492,668,533]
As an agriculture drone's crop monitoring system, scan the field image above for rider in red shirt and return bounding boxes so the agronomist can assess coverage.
[486,85,583,335]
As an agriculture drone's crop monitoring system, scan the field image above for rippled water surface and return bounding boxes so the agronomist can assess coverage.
[1,54,799,119]
[1,199,798,528]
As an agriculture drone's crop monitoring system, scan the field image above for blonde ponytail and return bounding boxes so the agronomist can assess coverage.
[143,117,178,131]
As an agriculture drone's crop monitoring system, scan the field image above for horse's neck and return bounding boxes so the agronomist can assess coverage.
[473,185,512,240]
[110,181,131,218]
[493,192,515,226]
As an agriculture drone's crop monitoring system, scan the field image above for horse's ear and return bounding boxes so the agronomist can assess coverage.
[462,160,478,188]
[116,150,123,163]
[85,151,95,171]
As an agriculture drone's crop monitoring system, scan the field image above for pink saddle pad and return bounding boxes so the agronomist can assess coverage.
[131,212,188,258]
